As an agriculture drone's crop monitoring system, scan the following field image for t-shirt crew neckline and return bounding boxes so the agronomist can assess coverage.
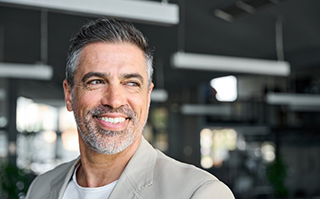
[62,164,118,199]
[73,164,118,191]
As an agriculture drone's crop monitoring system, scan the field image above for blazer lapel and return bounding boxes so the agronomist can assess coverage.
[109,137,157,199]
[48,158,80,199]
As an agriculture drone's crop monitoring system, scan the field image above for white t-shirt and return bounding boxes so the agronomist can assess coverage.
[62,165,118,199]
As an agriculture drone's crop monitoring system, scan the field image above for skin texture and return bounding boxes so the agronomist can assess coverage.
[63,42,154,187]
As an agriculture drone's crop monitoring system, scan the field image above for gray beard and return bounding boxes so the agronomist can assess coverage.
[73,104,146,155]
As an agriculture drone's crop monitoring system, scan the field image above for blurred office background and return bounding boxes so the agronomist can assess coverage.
[0,0,320,198]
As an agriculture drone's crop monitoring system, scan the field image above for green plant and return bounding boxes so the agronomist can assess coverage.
[0,163,34,199]
[266,156,289,198]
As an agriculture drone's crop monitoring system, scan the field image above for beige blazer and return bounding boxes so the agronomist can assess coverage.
[26,137,234,199]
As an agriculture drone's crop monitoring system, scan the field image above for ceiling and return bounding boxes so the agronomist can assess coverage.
[0,0,320,103]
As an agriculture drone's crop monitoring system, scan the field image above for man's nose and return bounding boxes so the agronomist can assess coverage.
[101,84,126,109]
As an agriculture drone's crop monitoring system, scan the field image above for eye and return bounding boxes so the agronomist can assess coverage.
[126,81,140,87]
[85,79,106,90]
[88,79,103,85]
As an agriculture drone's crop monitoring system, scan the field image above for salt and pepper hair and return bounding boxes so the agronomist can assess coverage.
[66,18,154,88]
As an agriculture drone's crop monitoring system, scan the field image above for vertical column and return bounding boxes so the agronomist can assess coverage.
[7,79,18,165]
[168,103,182,160]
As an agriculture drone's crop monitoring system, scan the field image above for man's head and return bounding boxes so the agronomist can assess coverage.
[63,18,154,155]
[66,18,154,89]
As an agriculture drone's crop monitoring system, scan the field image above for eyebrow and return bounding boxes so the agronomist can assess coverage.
[122,73,144,84]
[81,72,107,82]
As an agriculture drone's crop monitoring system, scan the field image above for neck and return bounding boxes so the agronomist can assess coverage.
[77,135,142,187]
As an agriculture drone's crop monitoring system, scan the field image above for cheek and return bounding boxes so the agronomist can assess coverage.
[73,91,101,113]
[129,95,150,119]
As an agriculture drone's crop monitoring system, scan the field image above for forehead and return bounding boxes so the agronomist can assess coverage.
[76,42,147,77]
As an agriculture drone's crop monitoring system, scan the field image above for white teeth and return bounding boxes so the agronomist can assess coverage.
[99,117,126,124]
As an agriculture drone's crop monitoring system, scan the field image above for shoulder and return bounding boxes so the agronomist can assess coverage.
[32,159,76,184]
[155,150,212,179]
[152,150,234,198]
[26,158,78,199]
[154,150,216,181]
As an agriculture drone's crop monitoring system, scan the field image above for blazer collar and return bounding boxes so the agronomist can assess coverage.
[49,157,81,199]
[109,137,157,199]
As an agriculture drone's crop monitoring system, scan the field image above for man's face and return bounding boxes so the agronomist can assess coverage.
[63,42,153,154]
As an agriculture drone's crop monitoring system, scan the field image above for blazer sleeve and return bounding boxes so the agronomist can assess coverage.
[190,180,235,199]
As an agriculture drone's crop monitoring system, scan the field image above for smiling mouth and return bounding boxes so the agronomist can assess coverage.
[97,116,130,124]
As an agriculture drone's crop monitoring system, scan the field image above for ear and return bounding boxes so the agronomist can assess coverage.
[147,82,154,105]
[63,79,73,111]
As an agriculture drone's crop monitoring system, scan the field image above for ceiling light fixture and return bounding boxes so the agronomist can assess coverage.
[151,89,168,102]
[171,51,290,76]
[0,63,53,80]
[266,92,320,106]
[0,0,179,26]
[181,104,232,116]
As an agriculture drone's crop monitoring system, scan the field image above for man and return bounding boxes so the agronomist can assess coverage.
[26,18,234,199]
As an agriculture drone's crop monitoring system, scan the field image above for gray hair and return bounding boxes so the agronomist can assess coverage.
[66,18,154,88]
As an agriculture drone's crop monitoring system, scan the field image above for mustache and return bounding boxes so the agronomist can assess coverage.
[89,105,135,119]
